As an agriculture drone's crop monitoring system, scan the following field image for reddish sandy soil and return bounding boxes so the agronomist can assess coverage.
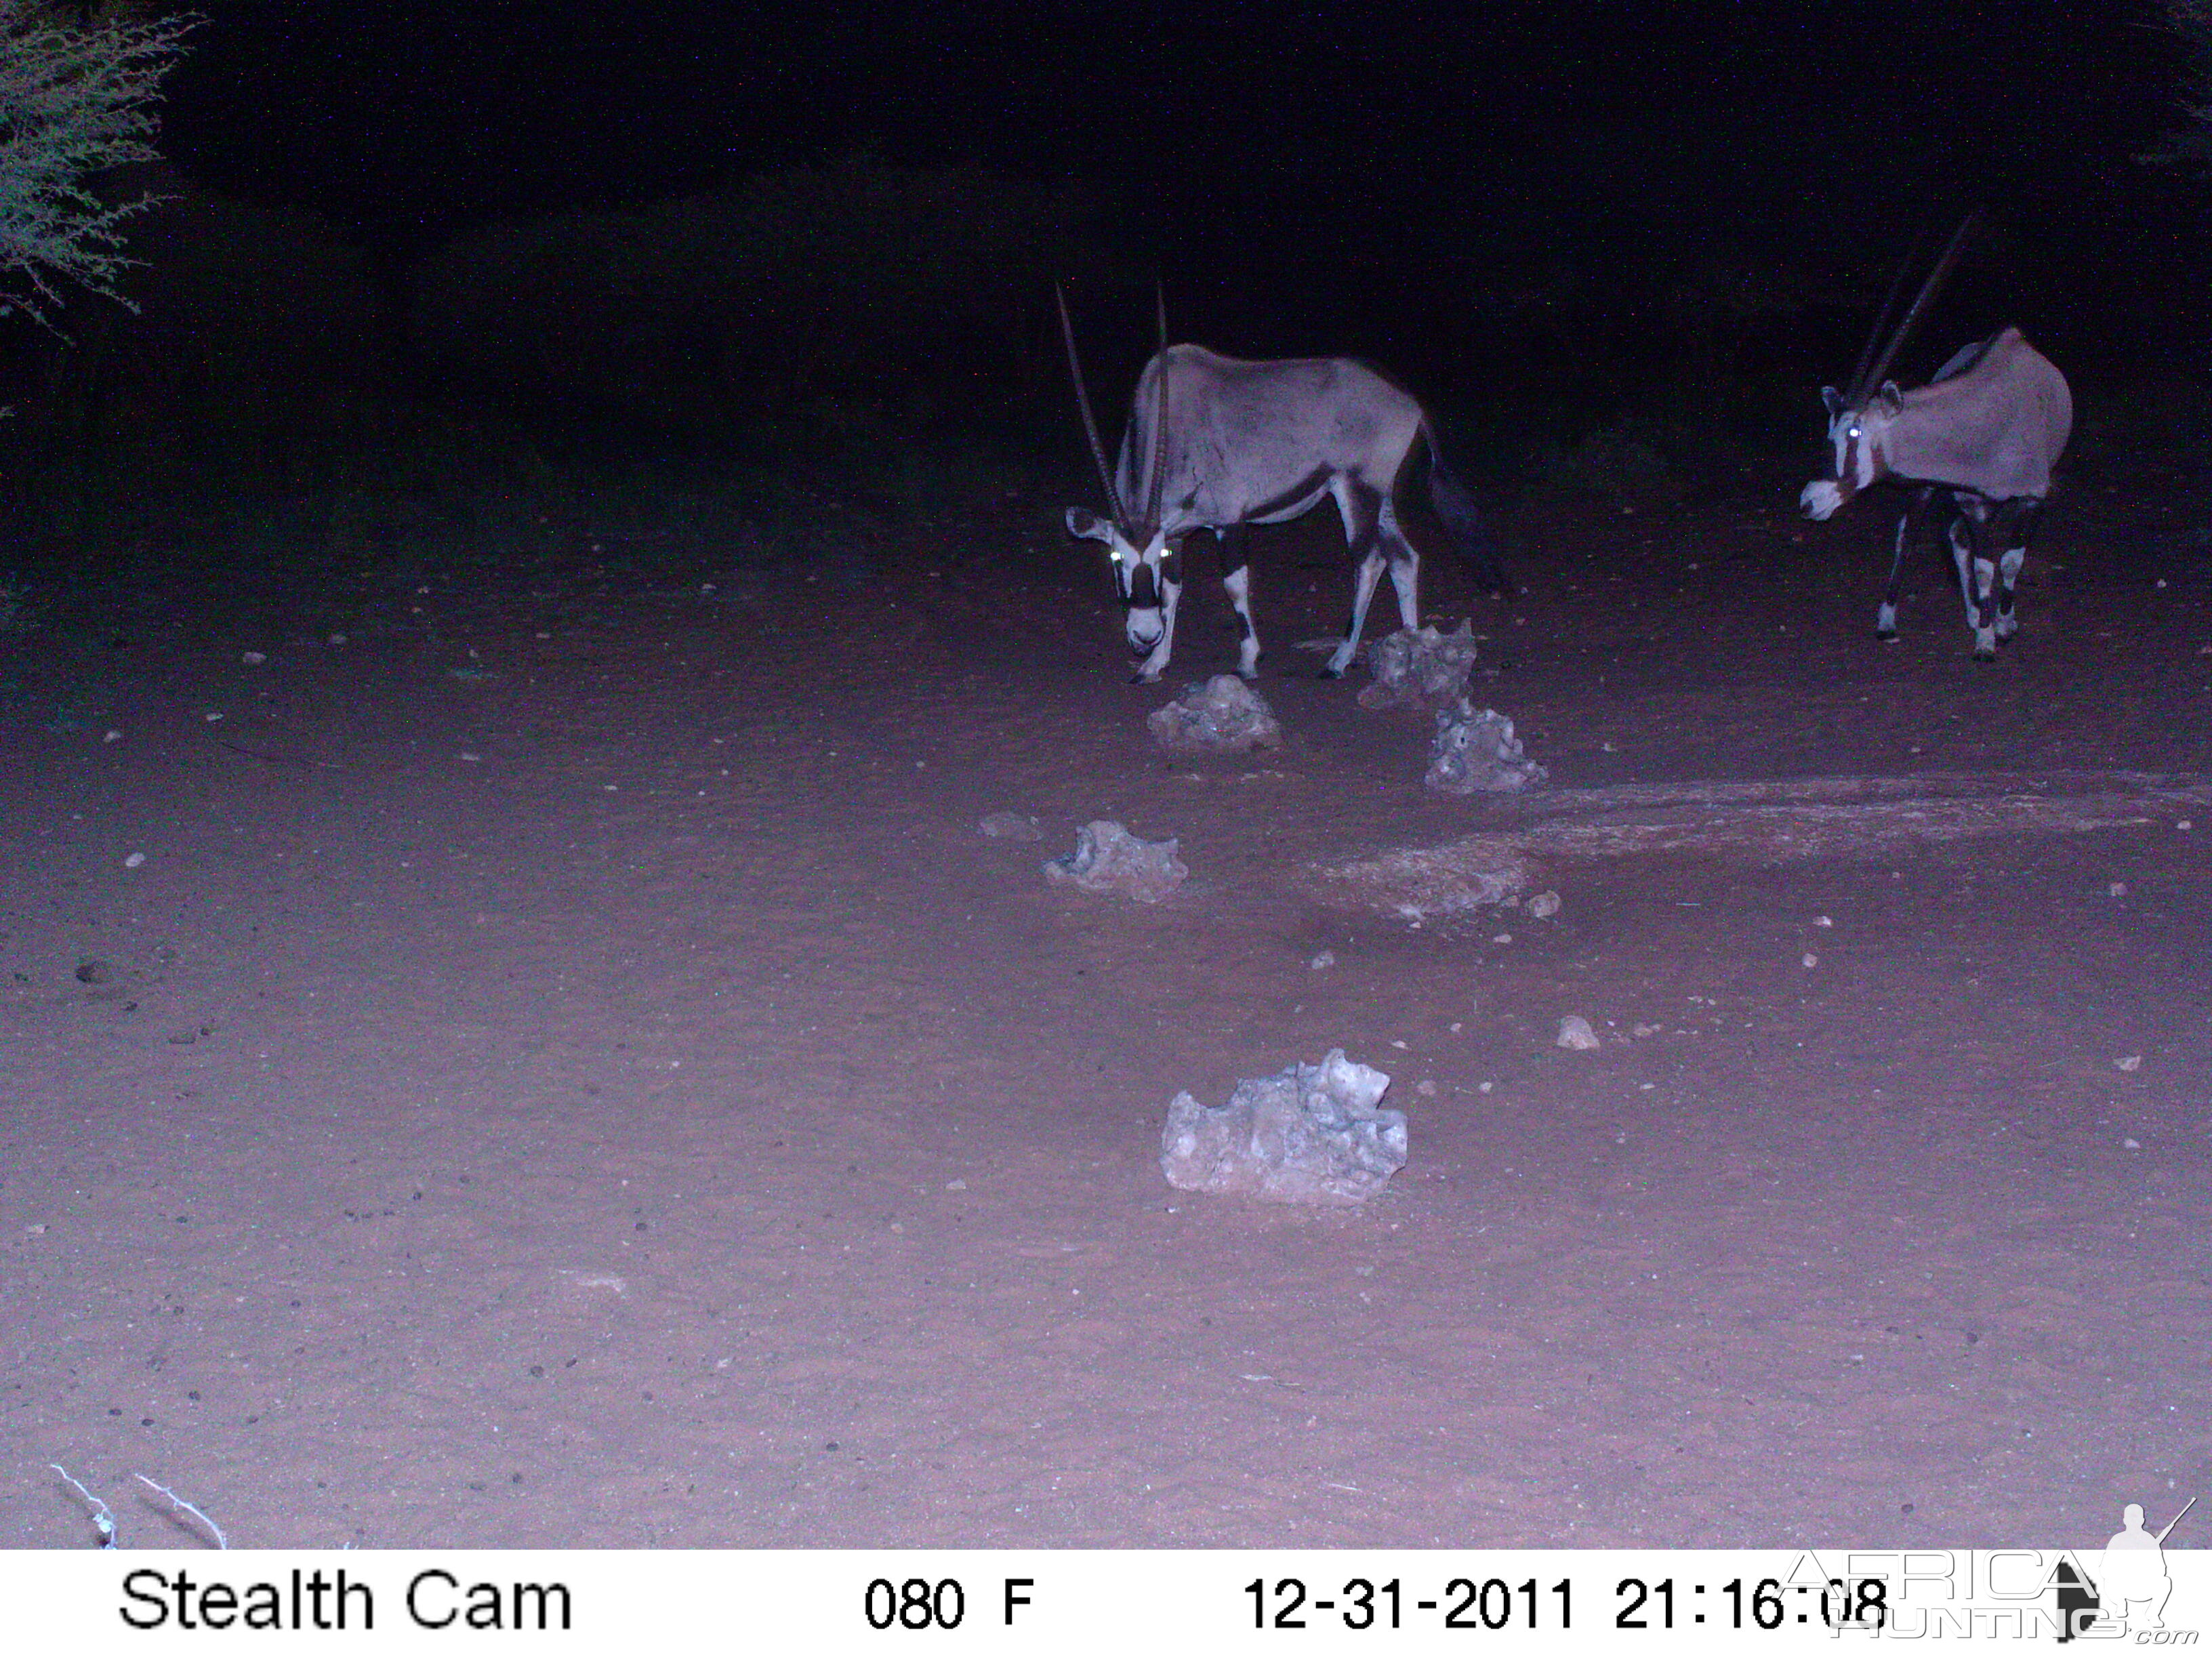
[3,466,2208,1550]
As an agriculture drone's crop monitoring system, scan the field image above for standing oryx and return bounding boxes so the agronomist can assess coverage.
[1799,216,2072,659]
[1058,291,1506,682]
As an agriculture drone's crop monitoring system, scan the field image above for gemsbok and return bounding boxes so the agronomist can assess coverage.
[1799,216,2072,659]
[1058,291,1507,682]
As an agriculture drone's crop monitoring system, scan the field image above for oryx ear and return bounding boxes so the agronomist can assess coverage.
[1065,507,1112,543]
[1876,381,1903,417]
[1821,385,1845,419]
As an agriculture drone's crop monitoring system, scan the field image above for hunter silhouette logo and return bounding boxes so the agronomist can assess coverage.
[2057,1496,2196,1641]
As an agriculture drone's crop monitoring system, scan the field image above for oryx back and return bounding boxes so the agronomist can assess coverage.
[1884,328,2071,502]
[1121,348,1426,537]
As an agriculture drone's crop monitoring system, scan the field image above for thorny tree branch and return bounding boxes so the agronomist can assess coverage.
[0,2,197,329]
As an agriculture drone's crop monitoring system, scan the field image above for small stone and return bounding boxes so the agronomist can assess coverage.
[1309,950,1336,970]
[1631,1023,1662,1038]
[1814,914,1833,928]
[2108,882,2127,898]
[2124,1138,2142,1150]
[1525,890,1561,920]
[1478,1081,1494,1093]
[945,1179,967,1192]
[1556,1015,1601,1050]
[203,710,223,722]
[104,730,122,743]
[979,811,1042,841]
[2116,1055,2142,1072]
[74,960,112,985]
[1492,933,1513,944]
[1414,1080,1438,1097]
[1802,952,1818,968]
[241,650,266,665]
[329,632,347,645]
[123,852,146,869]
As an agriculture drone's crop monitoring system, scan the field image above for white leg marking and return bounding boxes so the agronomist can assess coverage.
[1223,565,1260,678]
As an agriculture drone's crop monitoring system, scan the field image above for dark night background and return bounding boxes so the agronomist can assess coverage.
[4,0,2206,567]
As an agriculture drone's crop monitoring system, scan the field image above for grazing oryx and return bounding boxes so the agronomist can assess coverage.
[1058,291,1506,682]
[1799,217,2072,659]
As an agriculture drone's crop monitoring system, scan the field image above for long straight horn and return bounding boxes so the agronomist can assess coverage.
[1142,342,1170,534]
[1847,222,1928,403]
[1057,283,1126,527]
[1855,209,1980,403]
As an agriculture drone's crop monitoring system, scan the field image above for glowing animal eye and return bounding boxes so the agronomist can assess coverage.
[1847,425,1861,439]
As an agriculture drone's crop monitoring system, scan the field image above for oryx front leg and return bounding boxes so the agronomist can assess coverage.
[1130,576,1182,682]
[1877,486,1934,640]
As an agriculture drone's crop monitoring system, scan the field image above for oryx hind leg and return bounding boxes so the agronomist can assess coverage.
[1324,479,1387,678]
[1993,499,2041,644]
[1378,494,1420,633]
[1951,496,2000,660]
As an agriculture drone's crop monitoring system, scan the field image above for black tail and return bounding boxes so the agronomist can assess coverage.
[1422,422,1511,597]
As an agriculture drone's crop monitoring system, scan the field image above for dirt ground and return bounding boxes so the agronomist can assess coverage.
[3,464,2208,1551]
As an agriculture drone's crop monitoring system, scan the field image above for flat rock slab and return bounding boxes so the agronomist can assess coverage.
[1307,770,2212,919]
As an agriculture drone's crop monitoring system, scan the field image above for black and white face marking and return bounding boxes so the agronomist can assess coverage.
[1800,384,1896,520]
[1063,508,1178,680]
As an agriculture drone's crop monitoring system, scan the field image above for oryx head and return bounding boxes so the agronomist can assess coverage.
[1801,211,1978,522]
[1058,286,1173,659]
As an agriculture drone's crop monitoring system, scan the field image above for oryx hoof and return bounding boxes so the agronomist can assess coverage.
[1973,635,1998,661]
[1317,664,1345,681]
